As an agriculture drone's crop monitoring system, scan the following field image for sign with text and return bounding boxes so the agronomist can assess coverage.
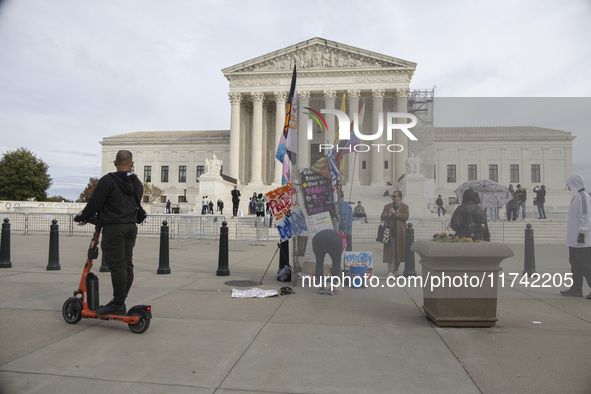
[266,183,308,242]
[299,168,335,216]
[343,251,373,270]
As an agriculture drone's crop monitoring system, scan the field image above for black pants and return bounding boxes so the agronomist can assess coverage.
[568,246,591,292]
[101,223,138,304]
[232,201,239,216]
[312,230,343,281]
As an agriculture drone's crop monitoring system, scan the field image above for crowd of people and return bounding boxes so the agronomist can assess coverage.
[198,195,224,215]
[433,183,548,222]
[78,151,588,301]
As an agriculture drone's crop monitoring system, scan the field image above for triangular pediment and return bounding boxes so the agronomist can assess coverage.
[222,37,416,75]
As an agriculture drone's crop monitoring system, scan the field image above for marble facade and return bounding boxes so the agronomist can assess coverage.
[100,38,574,210]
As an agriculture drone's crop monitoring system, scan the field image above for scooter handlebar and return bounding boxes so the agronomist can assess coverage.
[74,212,98,225]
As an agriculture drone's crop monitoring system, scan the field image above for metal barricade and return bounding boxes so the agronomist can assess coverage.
[0,212,506,244]
[27,213,79,235]
[137,214,175,237]
[232,215,279,249]
[0,212,27,233]
[175,215,226,246]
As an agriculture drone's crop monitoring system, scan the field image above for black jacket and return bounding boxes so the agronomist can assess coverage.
[80,171,143,225]
[231,189,241,202]
[450,202,490,241]
[534,187,546,204]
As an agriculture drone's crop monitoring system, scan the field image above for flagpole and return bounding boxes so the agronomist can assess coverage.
[347,152,358,204]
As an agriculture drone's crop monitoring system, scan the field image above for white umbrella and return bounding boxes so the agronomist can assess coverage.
[454,179,513,209]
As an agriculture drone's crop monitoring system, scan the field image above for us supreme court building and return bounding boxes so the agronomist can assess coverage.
[101,38,573,209]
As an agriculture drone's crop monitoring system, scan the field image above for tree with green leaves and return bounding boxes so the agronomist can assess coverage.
[0,148,53,201]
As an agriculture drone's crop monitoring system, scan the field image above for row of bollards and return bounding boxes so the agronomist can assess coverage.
[0,218,538,278]
[0,218,174,274]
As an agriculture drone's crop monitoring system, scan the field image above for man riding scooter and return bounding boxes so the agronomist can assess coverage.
[75,150,143,315]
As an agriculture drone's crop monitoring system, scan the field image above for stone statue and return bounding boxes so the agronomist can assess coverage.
[205,154,222,175]
[406,153,421,175]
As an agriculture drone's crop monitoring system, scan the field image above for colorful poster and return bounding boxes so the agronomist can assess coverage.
[266,183,308,242]
[343,251,373,270]
[299,168,334,216]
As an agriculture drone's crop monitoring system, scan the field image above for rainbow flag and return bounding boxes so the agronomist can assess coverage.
[275,65,298,185]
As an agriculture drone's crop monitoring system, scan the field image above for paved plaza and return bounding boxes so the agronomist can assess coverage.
[1,233,590,393]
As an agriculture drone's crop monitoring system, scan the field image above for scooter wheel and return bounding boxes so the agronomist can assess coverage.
[62,298,82,324]
[128,314,150,334]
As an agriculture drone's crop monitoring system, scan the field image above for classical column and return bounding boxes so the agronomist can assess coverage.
[347,89,361,186]
[228,92,242,182]
[240,101,252,185]
[273,91,288,185]
[297,91,311,170]
[323,89,336,144]
[250,92,265,185]
[394,88,409,182]
[371,89,385,185]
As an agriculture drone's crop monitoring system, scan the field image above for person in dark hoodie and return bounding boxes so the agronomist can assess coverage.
[450,189,490,241]
[74,150,144,315]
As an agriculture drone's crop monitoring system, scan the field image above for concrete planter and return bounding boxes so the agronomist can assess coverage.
[411,240,514,327]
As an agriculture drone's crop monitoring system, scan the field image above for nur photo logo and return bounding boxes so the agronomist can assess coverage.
[305,108,419,153]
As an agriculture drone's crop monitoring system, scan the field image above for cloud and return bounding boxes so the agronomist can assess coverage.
[1,0,591,200]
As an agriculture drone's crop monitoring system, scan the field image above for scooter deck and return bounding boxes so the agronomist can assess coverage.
[81,310,140,324]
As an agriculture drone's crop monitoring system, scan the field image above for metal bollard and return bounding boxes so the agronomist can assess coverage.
[0,218,11,268]
[216,221,230,276]
[523,223,536,277]
[157,220,171,274]
[403,223,418,277]
[46,219,61,270]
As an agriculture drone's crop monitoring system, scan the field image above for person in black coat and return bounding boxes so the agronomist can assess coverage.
[231,185,241,217]
[450,189,490,241]
[533,185,546,219]
[75,150,143,315]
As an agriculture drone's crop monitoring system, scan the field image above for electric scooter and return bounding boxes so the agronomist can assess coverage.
[62,220,152,333]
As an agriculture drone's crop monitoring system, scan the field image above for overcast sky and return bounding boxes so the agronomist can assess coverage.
[1,0,590,201]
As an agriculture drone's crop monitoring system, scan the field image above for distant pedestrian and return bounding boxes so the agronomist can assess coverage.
[515,184,527,219]
[231,186,240,217]
[353,201,368,223]
[165,200,171,214]
[436,195,445,216]
[533,185,546,219]
[380,190,408,277]
[255,193,266,226]
[201,196,207,215]
[506,184,515,220]
[266,201,273,227]
[218,199,224,215]
[560,175,591,298]
[508,190,519,222]
[208,199,214,214]
[250,193,257,215]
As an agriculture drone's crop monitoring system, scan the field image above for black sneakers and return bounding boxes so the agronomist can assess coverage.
[95,300,126,315]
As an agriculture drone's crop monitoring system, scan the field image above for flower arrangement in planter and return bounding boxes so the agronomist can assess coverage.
[432,232,480,243]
